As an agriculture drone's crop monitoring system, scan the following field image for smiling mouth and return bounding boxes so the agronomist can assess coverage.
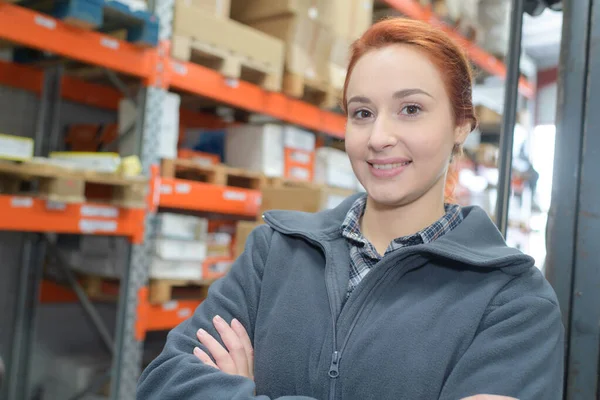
[367,161,412,170]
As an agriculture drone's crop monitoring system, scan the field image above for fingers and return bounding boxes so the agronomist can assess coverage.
[196,327,237,374]
[193,347,219,370]
[231,318,254,378]
[212,315,250,378]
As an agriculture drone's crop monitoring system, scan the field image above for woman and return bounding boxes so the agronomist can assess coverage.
[137,18,564,400]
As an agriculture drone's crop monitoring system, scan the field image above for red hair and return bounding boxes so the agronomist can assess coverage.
[343,17,478,202]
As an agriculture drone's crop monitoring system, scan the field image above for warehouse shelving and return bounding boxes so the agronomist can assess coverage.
[0,2,346,137]
[0,195,146,243]
[383,0,535,98]
[40,280,204,339]
[168,60,346,137]
[158,177,262,217]
[0,2,157,81]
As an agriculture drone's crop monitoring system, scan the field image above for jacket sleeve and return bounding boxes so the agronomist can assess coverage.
[438,272,565,400]
[136,225,318,400]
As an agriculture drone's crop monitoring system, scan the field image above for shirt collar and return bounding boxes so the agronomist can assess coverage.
[341,194,463,246]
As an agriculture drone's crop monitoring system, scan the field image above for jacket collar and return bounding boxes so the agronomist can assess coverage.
[262,193,534,271]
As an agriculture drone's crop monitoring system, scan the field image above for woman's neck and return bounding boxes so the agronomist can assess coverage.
[361,189,446,255]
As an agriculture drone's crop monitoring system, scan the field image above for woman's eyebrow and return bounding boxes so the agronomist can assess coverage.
[393,88,433,99]
[347,96,372,105]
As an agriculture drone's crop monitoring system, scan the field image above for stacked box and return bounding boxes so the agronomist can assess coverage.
[314,147,357,190]
[172,0,285,89]
[231,0,332,85]
[248,14,332,85]
[225,123,316,182]
[259,185,356,216]
[0,133,34,161]
[320,0,373,42]
[181,0,231,18]
[150,213,209,280]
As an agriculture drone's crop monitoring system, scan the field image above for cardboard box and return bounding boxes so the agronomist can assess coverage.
[283,126,315,182]
[314,147,357,190]
[248,15,332,82]
[173,0,284,75]
[260,185,355,215]
[225,123,285,177]
[207,232,232,257]
[320,0,373,41]
[225,124,315,182]
[476,105,502,125]
[149,258,203,280]
[234,220,263,258]
[0,133,33,161]
[155,213,209,241]
[230,0,322,23]
[158,92,181,160]
[153,239,208,261]
[329,35,351,90]
[49,151,121,173]
[182,0,230,18]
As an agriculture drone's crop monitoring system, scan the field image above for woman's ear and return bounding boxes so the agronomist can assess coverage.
[453,121,472,147]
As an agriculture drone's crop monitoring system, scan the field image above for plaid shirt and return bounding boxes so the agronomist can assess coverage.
[341,194,463,296]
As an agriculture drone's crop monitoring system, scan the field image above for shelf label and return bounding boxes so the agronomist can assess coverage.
[46,201,66,210]
[79,219,118,233]
[160,183,173,194]
[81,205,119,218]
[11,197,33,208]
[171,62,188,76]
[100,37,120,50]
[177,308,192,319]
[34,15,56,30]
[225,78,239,88]
[223,190,247,202]
[162,301,178,311]
[175,183,191,194]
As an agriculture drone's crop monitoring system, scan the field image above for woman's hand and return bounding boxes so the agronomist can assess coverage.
[193,315,254,380]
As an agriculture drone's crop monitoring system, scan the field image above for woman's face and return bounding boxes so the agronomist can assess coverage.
[345,44,470,208]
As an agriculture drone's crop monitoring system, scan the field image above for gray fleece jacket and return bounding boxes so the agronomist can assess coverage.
[137,194,564,400]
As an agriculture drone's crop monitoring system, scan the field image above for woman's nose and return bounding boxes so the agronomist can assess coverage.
[368,115,398,151]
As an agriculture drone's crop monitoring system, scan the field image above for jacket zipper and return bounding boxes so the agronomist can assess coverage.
[261,217,420,400]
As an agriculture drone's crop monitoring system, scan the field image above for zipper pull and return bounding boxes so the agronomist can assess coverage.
[328,351,340,378]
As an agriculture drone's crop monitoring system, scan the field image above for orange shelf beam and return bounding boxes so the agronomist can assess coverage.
[0,2,156,80]
[168,60,347,138]
[383,0,535,99]
[158,178,261,217]
[141,298,203,334]
[0,195,146,243]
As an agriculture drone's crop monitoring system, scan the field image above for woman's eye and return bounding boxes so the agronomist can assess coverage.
[353,110,373,119]
[401,105,422,116]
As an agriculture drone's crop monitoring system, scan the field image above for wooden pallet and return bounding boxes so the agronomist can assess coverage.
[283,72,341,110]
[148,279,212,304]
[161,159,266,190]
[0,159,148,207]
[172,35,282,92]
[262,176,318,190]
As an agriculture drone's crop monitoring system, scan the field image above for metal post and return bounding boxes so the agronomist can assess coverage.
[3,64,63,400]
[544,0,592,397]
[110,0,172,395]
[495,0,525,236]
[562,0,600,396]
[110,88,165,400]
[35,65,64,157]
[6,235,46,400]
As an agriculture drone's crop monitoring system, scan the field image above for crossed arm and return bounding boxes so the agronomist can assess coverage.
[192,316,518,400]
